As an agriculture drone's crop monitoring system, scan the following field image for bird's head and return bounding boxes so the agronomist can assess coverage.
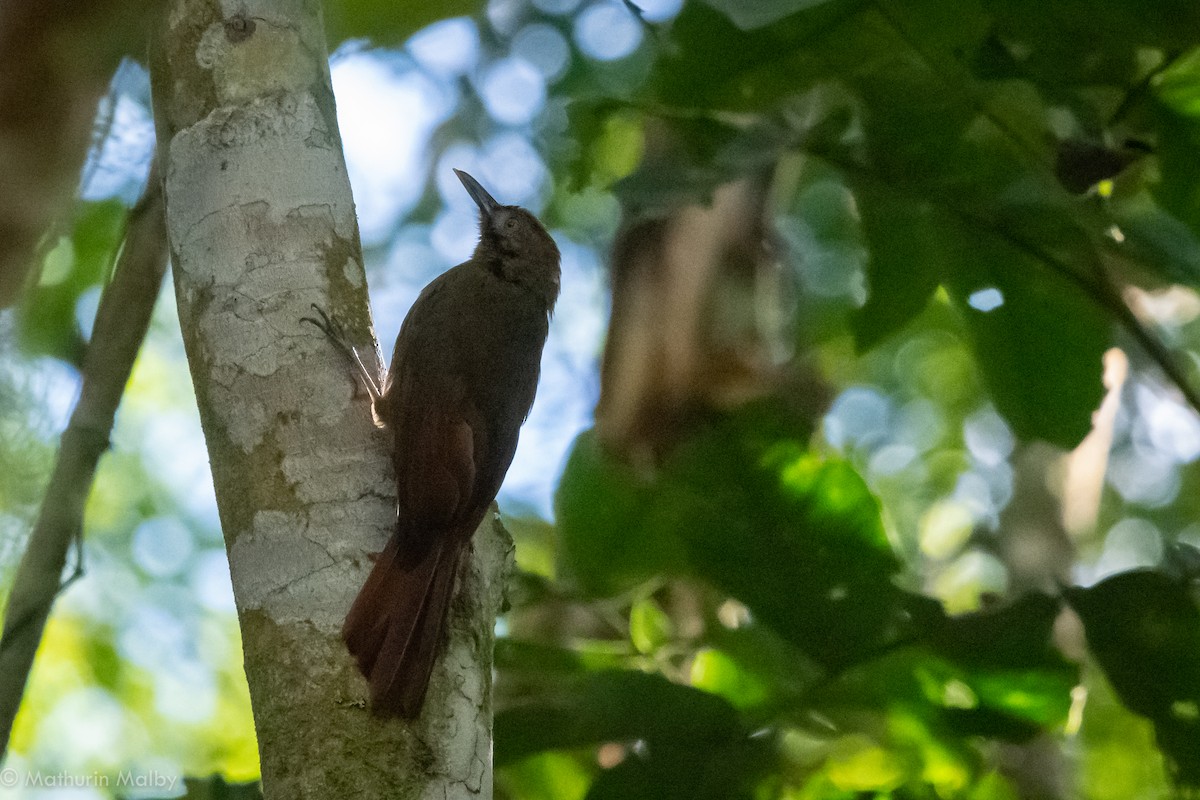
[455,169,560,310]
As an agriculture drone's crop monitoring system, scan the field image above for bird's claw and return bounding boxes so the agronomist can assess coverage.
[302,303,357,355]
[302,303,382,401]
[301,303,341,338]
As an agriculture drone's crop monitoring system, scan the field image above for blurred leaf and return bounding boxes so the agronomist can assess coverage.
[850,186,957,350]
[655,405,905,667]
[322,0,477,46]
[499,752,591,800]
[697,0,839,31]
[556,430,688,597]
[1079,671,1173,800]
[928,594,1077,735]
[610,115,754,214]
[564,101,644,192]
[650,3,825,113]
[585,737,769,800]
[504,515,559,580]
[558,403,907,666]
[943,228,1108,448]
[983,0,1200,90]
[1111,191,1200,286]
[689,648,770,710]
[1156,90,1200,241]
[927,592,1065,670]
[811,593,1075,754]
[496,670,740,766]
[1054,139,1147,194]
[495,639,588,674]
[705,623,823,701]
[1155,49,1200,117]
[497,638,632,674]
[967,771,1021,800]
[173,775,262,800]
[17,199,126,363]
[824,733,906,792]
[1066,570,1200,786]
[629,598,673,655]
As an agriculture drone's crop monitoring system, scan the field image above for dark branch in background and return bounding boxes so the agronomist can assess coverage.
[1108,52,1183,127]
[0,160,166,761]
[0,0,157,307]
[616,87,1200,419]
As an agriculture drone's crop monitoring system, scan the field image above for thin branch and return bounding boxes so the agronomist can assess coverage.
[869,0,1052,170]
[1108,51,1183,128]
[803,145,1200,417]
[0,157,166,761]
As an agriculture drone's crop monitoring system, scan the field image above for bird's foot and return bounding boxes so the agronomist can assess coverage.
[301,303,352,353]
[301,303,383,402]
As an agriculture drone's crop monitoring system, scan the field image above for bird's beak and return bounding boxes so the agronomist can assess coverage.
[454,169,500,219]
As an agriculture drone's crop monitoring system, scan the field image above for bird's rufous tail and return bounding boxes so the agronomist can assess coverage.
[342,534,462,718]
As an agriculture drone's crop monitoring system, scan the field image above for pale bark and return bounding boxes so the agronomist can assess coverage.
[150,1,507,796]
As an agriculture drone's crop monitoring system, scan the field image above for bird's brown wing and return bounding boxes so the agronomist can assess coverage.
[389,366,498,562]
[344,363,490,717]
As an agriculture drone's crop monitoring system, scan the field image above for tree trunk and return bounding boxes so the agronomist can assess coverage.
[150,1,509,796]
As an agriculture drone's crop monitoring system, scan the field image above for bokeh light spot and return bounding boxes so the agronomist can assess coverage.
[575,2,643,62]
[513,23,572,82]
[407,17,479,76]
[636,0,685,22]
[132,517,195,578]
[967,287,1004,312]
[533,0,584,13]
[479,57,547,125]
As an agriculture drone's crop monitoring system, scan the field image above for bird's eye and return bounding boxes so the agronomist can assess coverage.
[505,218,517,229]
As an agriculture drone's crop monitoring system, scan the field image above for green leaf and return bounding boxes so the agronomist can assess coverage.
[1111,192,1200,287]
[650,2,826,112]
[850,185,958,350]
[705,623,824,701]
[1154,94,1200,240]
[499,752,591,800]
[585,737,769,800]
[17,199,127,363]
[689,648,770,710]
[495,670,741,766]
[629,598,673,655]
[558,404,906,667]
[563,101,644,192]
[495,639,587,674]
[322,1,478,46]
[1066,570,1200,786]
[809,592,1076,751]
[926,592,1078,735]
[654,404,905,667]
[984,0,1200,90]
[697,0,839,31]
[555,430,688,597]
[942,227,1109,448]
[610,115,752,214]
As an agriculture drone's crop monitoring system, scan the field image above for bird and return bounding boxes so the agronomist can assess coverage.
[305,169,560,718]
